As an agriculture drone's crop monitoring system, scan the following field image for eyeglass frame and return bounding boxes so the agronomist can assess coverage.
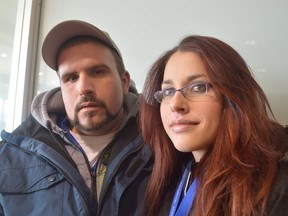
[154,81,213,103]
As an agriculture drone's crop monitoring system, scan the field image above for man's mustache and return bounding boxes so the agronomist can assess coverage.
[75,95,106,111]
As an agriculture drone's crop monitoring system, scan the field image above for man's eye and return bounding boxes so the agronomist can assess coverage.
[90,67,108,76]
[191,83,206,93]
[163,88,175,96]
[63,74,78,83]
[69,75,78,81]
[92,70,104,75]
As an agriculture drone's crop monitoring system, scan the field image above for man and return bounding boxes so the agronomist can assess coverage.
[0,20,152,216]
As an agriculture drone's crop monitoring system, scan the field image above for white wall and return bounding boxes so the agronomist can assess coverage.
[37,0,288,126]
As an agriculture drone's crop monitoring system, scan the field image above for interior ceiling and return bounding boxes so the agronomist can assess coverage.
[1,0,287,126]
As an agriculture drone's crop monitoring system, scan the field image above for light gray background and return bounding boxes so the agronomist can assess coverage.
[37,0,288,126]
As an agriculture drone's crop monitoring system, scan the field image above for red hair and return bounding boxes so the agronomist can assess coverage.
[140,35,288,216]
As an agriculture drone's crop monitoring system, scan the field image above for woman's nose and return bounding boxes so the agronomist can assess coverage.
[169,91,188,113]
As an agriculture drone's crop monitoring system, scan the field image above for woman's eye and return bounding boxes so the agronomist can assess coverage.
[163,88,175,96]
[191,83,206,93]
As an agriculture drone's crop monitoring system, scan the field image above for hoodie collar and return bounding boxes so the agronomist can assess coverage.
[30,87,140,135]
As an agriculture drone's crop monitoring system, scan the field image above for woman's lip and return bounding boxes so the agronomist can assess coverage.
[169,120,199,132]
[170,119,199,126]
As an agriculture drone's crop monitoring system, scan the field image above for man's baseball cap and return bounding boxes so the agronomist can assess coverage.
[42,20,123,71]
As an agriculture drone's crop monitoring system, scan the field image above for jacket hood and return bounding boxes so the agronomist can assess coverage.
[31,87,141,134]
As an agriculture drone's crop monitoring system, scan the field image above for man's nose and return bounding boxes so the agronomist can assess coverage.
[77,74,94,96]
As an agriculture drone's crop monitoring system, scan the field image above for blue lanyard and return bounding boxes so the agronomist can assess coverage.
[58,116,86,154]
[169,161,199,216]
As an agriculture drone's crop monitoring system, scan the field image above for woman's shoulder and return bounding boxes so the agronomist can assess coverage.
[273,154,288,194]
[279,153,288,174]
[266,154,288,216]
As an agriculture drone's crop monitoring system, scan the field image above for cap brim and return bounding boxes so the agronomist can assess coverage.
[42,20,119,71]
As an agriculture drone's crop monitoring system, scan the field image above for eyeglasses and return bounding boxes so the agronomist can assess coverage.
[154,81,213,103]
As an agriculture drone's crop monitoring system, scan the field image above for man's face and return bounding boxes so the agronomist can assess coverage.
[57,42,130,136]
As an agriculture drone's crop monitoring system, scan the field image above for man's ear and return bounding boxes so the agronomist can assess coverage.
[121,70,130,94]
[128,79,138,94]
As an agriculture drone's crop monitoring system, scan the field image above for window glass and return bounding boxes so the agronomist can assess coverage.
[0,0,19,130]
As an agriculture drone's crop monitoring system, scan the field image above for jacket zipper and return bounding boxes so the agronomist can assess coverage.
[97,140,143,214]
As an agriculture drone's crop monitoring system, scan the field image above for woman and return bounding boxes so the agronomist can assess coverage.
[140,35,288,216]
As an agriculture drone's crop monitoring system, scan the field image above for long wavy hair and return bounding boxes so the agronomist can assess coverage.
[140,35,288,216]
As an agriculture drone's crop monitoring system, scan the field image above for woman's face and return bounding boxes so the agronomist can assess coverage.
[160,51,223,161]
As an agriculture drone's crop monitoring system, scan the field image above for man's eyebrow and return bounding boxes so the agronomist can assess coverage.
[88,63,110,70]
[60,63,110,76]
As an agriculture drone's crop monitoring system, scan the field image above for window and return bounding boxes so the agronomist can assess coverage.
[0,0,19,131]
[0,0,41,133]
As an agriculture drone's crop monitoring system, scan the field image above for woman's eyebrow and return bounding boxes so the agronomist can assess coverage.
[161,79,173,85]
[186,74,207,82]
[162,74,207,85]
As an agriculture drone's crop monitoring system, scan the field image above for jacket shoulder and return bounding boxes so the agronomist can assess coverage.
[267,157,288,215]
